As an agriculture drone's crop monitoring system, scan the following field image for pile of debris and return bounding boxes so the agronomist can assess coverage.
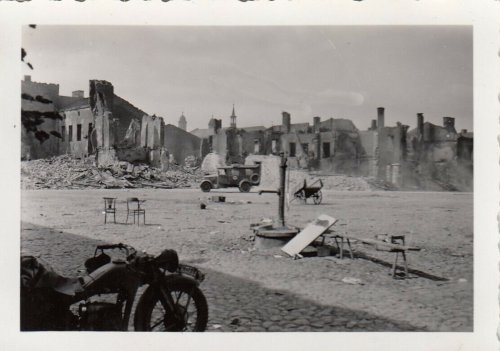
[21,155,203,190]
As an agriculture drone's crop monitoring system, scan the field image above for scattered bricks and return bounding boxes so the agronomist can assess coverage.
[21,154,203,190]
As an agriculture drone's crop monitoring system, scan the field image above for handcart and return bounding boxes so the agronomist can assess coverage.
[292,179,323,205]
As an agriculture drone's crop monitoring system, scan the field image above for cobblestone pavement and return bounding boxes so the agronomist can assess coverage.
[20,189,473,331]
[21,225,422,332]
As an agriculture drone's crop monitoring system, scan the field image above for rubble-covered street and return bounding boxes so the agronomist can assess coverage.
[21,188,473,332]
[21,155,203,190]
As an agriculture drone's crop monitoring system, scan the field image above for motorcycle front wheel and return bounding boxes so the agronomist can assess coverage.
[134,279,208,332]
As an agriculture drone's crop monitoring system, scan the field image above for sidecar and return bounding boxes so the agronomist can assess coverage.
[20,256,78,330]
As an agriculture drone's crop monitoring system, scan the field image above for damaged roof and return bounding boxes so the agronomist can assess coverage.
[58,96,90,111]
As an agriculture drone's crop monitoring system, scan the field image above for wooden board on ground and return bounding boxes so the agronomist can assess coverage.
[281,214,338,257]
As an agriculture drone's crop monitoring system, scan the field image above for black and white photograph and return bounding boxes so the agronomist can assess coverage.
[1,1,498,351]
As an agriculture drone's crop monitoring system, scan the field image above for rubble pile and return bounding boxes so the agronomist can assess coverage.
[21,155,203,190]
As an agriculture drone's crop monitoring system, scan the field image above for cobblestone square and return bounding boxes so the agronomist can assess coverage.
[21,188,472,332]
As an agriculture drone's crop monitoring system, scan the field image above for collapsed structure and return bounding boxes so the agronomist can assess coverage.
[22,76,473,190]
[191,107,473,190]
[21,76,201,170]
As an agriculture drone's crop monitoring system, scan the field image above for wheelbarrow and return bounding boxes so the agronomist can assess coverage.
[292,179,323,205]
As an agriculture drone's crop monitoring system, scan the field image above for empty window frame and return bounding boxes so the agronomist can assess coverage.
[323,142,331,158]
[61,126,66,142]
[68,125,73,142]
[289,142,296,157]
[271,139,277,153]
[254,139,260,153]
[77,124,82,141]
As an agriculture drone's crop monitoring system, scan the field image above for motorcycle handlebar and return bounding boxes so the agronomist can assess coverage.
[95,243,137,259]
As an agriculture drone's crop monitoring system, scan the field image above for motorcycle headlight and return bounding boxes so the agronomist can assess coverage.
[155,249,179,273]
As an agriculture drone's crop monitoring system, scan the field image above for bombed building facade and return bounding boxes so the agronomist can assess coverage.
[193,106,472,191]
[21,76,201,170]
[22,76,473,190]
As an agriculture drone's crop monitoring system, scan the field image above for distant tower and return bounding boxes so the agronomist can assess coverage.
[230,104,237,129]
[178,112,187,131]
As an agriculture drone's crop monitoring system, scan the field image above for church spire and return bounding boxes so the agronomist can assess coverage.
[230,104,237,128]
[178,111,187,131]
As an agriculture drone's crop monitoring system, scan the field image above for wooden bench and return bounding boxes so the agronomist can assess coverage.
[320,232,421,278]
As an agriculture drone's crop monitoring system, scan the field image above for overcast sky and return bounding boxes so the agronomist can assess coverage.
[22,26,472,132]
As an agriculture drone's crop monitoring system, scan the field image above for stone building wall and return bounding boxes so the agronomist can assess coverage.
[21,76,61,159]
[60,107,93,158]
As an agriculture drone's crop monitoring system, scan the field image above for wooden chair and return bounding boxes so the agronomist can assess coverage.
[103,197,116,224]
[126,197,146,225]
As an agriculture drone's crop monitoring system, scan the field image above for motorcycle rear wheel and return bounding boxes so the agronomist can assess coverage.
[134,280,208,332]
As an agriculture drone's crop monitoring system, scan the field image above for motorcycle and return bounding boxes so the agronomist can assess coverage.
[20,243,208,331]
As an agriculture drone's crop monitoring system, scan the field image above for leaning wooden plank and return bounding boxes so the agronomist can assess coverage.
[281,214,338,257]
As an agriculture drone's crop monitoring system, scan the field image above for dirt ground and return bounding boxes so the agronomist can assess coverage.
[20,188,473,332]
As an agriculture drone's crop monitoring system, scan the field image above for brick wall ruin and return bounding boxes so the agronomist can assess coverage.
[164,124,201,165]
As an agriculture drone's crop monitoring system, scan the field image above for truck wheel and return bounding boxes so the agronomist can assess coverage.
[250,174,260,184]
[200,181,212,192]
[239,181,251,193]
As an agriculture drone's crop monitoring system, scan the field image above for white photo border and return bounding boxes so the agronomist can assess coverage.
[0,1,498,350]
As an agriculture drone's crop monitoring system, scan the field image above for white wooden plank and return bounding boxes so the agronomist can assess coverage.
[281,214,338,257]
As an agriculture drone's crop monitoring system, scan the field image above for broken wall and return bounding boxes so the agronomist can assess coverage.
[164,124,201,165]
[323,131,364,174]
[405,119,472,190]
[21,79,62,160]
[211,130,228,163]
[113,95,148,143]
[376,124,407,179]
[239,129,266,157]
[60,107,93,158]
[359,130,378,177]
[280,132,315,169]
[140,115,164,149]
[90,80,117,166]
[90,80,115,149]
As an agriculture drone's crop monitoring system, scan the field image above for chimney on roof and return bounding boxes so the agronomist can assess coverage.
[443,117,455,129]
[72,90,84,98]
[370,119,377,131]
[313,116,321,133]
[461,129,468,134]
[282,111,291,133]
[24,75,31,82]
[377,107,385,131]
[417,113,424,136]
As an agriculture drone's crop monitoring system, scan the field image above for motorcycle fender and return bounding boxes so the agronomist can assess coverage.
[136,274,198,309]
[164,273,199,287]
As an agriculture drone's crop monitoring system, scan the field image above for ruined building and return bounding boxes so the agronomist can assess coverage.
[358,107,410,185]
[193,105,472,190]
[21,75,77,160]
[196,107,368,175]
[21,77,201,169]
[22,76,472,190]
[406,114,473,190]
